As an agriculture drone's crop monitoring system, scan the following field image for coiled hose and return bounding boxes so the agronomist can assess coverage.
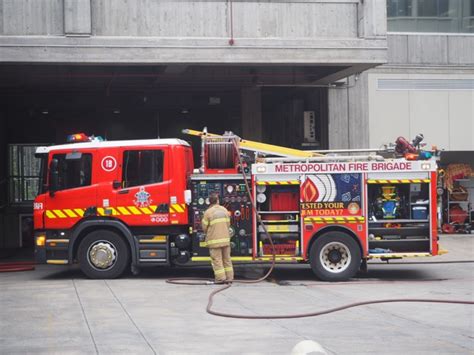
[167,138,473,319]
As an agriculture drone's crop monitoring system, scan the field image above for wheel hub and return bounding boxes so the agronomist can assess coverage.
[328,249,342,263]
[320,241,351,273]
[88,242,116,269]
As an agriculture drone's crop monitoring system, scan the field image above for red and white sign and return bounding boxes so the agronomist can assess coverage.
[101,156,117,172]
[253,160,436,174]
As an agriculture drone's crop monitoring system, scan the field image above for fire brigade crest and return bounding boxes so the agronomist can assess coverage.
[134,186,152,208]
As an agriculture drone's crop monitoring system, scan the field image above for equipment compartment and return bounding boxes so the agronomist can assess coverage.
[368,181,431,253]
[256,184,300,256]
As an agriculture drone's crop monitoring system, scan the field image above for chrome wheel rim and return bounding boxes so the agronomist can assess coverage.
[87,240,117,270]
[319,241,351,274]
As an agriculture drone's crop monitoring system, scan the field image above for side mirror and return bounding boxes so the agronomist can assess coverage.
[49,159,59,197]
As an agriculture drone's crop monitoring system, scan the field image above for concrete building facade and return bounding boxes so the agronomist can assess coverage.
[329,1,474,150]
[0,0,387,249]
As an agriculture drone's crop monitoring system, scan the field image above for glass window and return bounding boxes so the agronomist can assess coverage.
[38,154,48,195]
[122,150,164,188]
[417,0,438,16]
[387,0,474,33]
[387,0,412,17]
[53,153,92,191]
[8,144,44,204]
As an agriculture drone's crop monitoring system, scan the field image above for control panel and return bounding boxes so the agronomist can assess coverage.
[190,176,253,257]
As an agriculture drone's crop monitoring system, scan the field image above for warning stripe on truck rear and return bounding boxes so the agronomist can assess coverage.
[45,204,186,219]
[304,216,365,224]
[256,180,299,185]
[367,179,430,184]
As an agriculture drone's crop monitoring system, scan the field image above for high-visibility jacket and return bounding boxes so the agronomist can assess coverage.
[202,204,231,248]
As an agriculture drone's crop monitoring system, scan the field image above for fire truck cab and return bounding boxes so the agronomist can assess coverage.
[34,138,194,278]
[34,131,440,281]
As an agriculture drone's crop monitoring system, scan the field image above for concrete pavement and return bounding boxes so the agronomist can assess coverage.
[0,235,473,354]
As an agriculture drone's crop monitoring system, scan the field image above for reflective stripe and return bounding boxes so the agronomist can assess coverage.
[224,267,233,272]
[368,179,430,184]
[140,207,153,215]
[127,206,142,215]
[109,207,119,216]
[117,206,131,215]
[202,218,209,226]
[64,209,77,218]
[169,204,186,213]
[214,269,226,275]
[206,238,230,245]
[209,217,230,226]
[74,209,84,217]
[45,210,56,219]
[53,210,67,218]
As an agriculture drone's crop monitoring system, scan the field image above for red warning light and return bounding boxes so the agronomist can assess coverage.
[67,133,89,143]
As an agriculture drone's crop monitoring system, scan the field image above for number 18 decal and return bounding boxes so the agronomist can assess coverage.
[101,156,117,172]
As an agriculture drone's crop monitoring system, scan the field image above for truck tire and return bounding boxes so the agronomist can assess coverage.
[78,230,130,279]
[309,231,361,281]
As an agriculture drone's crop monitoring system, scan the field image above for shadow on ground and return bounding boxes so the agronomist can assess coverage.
[37,262,445,285]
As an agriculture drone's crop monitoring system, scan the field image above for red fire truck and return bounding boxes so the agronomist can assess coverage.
[34,130,440,280]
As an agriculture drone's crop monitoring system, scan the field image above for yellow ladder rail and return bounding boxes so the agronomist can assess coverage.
[182,128,324,158]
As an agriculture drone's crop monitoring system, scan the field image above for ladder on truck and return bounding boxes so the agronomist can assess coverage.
[182,128,325,158]
[182,128,384,162]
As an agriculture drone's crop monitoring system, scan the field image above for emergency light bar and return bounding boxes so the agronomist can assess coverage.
[66,133,105,143]
[67,133,89,143]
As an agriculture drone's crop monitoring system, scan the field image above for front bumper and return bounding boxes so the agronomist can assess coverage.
[35,231,70,265]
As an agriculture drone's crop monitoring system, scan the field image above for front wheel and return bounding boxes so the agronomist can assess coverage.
[78,230,130,279]
[309,232,361,281]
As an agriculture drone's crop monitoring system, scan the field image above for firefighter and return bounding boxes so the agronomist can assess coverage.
[202,192,234,283]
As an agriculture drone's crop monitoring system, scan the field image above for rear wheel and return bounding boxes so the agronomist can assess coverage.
[309,232,361,281]
[78,230,130,279]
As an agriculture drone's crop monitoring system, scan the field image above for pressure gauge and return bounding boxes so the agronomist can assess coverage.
[239,229,246,236]
[205,198,210,205]
[256,185,267,193]
[198,198,204,205]
[257,193,267,203]
[226,185,234,194]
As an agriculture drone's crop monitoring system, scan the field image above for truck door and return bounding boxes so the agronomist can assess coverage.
[44,150,96,230]
[115,147,170,226]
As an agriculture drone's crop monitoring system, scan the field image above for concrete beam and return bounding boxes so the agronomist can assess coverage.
[0,36,387,65]
[314,63,380,85]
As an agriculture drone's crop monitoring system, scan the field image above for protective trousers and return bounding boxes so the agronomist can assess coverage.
[209,245,234,282]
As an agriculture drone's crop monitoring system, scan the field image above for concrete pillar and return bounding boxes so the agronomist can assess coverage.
[241,87,262,141]
[348,73,369,149]
[64,0,92,36]
[359,0,387,38]
[328,73,369,149]
[328,86,349,149]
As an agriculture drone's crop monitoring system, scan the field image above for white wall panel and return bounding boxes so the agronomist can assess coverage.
[368,73,474,151]
[409,91,449,149]
[368,74,410,149]
[448,91,474,150]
